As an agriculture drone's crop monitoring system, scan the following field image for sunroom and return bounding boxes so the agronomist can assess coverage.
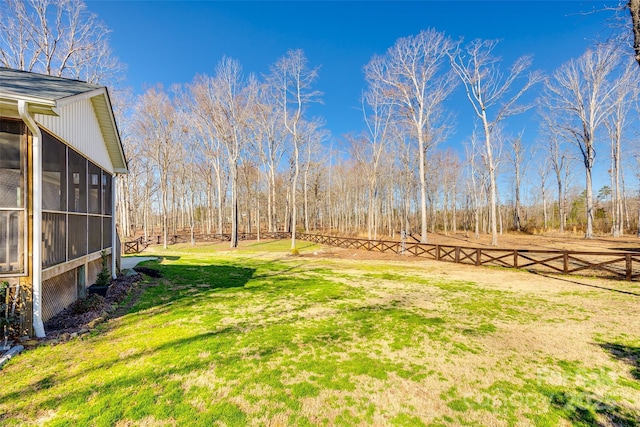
[0,67,127,337]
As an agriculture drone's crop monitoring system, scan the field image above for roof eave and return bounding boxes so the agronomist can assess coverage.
[1,87,128,175]
[88,90,128,174]
[0,95,58,116]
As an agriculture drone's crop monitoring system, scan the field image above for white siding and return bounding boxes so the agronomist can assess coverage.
[35,98,114,173]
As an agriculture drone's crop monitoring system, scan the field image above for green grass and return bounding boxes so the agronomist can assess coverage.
[1,240,639,426]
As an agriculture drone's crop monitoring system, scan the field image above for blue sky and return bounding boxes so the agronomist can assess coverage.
[89,0,619,187]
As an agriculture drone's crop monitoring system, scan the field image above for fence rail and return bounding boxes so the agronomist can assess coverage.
[123,232,640,281]
[123,232,291,254]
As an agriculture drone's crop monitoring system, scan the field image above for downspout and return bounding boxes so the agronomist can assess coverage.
[111,174,117,279]
[18,100,46,338]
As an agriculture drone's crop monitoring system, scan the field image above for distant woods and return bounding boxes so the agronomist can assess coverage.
[120,51,323,249]
[2,0,640,245]
[117,38,640,247]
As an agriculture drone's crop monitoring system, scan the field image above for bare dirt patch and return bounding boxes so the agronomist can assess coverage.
[329,230,640,252]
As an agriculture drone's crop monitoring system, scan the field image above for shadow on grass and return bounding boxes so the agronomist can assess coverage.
[530,271,640,297]
[544,386,639,427]
[559,342,640,426]
[0,329,244,425]
[125,259,255,315]
[599,343,640,381]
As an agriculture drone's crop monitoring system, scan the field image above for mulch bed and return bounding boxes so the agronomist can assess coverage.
[42,273,145,342]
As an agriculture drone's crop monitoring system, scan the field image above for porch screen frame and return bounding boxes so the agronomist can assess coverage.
[0,118,27,276]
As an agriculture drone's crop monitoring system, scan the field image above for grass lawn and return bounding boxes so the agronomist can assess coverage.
[1,240,639,426]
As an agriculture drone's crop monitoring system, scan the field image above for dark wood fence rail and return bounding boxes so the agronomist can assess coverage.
[123,232,640,281]
[123,232,290,254]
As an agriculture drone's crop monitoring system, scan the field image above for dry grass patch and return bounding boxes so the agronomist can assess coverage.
[0,241,638,426]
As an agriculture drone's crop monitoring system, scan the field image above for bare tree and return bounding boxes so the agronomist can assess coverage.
[0,0,124,84]
[464,132,485,239]
[210,58,256,247]
[544,44,628,238]
[252,81,289,233]
[269,49,321,250]
[630,0,640,66]
[605,60,638,236]
[352,72,396,240]
[450,39,542,245]
[186,75,229,235]
[299,120,328,233]
[134,86,178,249]
[441,149,461,235]
[365,29,456,243]
[509,131,527,232]
[539,109,573,233]
[536,156,552,230]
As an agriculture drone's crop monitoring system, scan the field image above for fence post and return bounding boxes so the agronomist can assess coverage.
[455,247,460,263]
[563,251,569,274]
[436,245,440,261]
[476,248,481,266]
[626,253,632,281]
[514,250,518,269]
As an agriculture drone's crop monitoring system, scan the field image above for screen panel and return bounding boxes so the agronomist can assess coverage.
[68,149,87,213]
[67,213,87,260]
[88,215,102,253]
[42,212,66,267]
[0,120,24,209]
[42,131,67,212]
[102,216,112,249]
[88,162,102,214]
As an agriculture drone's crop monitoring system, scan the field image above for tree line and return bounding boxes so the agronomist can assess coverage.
[3,0,640,248]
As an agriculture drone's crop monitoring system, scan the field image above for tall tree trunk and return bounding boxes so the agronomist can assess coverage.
[215,168,223,235]
[556,176,564,233]
[268,167,275,232]
[630,0,640,67]
[585,145,595,239]
[418,130,428,243]
[304,165,310,232]
[452,184,457,234]
[162,180,168,249]
[230,166,239,248]
[483,119,499,246]
[615,136,623,236]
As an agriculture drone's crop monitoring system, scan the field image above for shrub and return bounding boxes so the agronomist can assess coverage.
[95,250,111,287]
[70,294,105,315]
[0,281,18,339]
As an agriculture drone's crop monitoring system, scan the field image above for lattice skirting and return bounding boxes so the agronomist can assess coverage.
[42,268,77,321]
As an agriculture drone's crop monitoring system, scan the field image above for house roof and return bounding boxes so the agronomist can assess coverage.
[0,67,128,174]
[0,67,102,102]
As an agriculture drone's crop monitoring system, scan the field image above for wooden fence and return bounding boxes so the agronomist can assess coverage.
[123,232,640,281]
[123,232,291,254]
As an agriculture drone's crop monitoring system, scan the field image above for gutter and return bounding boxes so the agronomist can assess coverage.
[112,174,117,279]
[18,100,46,338]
